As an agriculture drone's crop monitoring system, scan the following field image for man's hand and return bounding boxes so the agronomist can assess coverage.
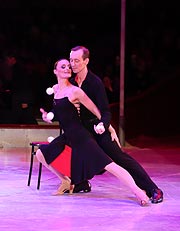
[40,108,52,123]
[94,122,105,134]
[110,129,121,148]
[108,125,121,148]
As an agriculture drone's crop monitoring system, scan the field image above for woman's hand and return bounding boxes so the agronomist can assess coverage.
[40,108,52,124]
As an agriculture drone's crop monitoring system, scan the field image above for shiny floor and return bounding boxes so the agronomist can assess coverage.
[0,136,180,231]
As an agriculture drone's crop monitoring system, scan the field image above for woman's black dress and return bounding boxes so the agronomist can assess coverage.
[40,97,112,184]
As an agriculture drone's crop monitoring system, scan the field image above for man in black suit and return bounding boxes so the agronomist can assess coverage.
[68,45,163,204]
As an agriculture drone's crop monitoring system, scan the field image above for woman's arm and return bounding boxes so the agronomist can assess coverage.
[69,87,101,120]
[40,108,53,123]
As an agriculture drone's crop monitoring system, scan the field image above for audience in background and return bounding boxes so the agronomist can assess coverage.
[0,1,179,123]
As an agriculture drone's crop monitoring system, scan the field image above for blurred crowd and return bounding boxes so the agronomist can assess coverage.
[0,1,179,123]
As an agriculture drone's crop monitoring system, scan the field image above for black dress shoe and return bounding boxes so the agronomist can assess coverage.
[151,188,163,203]
[73,180,91,193]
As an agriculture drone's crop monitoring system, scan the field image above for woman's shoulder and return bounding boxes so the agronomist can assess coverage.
[71,85,82,94]
[52,84,59,93]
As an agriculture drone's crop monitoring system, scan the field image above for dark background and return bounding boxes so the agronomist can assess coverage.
[0,0,179,137]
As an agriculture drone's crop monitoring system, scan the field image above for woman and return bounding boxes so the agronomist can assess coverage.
[36,59,149,206]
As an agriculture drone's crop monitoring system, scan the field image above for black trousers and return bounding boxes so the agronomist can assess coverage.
[41,126,158,197]
[93,131,158,197]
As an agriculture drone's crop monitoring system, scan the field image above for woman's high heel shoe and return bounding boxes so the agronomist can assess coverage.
[52,180,72,196]
[140,200,148,206]
[69,185,74,195]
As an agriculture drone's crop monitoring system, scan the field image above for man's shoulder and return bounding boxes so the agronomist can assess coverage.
[87,70,103,84]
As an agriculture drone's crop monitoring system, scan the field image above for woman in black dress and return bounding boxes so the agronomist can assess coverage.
[36,59,149,206]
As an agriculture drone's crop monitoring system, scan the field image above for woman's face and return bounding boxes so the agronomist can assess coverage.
[54,59,72,79]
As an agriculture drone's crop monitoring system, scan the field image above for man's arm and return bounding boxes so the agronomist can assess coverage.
[81,72,111,129]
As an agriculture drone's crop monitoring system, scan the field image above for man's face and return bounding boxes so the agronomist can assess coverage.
[70,49,87,74]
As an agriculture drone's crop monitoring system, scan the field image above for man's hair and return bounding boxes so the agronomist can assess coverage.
[71,46,90,60]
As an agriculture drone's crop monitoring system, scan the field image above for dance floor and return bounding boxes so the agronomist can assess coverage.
[0,135,180,231]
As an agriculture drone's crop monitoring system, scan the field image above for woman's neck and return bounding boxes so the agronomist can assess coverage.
[57,79,71,90]
[54,79,73,99]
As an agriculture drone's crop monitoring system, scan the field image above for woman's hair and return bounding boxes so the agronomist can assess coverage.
[54,58,68,69]
[71,46,90,60]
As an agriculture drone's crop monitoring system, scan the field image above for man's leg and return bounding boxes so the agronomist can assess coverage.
[96,132,163,203]
[73,180,91,193]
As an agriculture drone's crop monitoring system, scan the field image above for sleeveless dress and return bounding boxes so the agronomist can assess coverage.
[41,97,112,185]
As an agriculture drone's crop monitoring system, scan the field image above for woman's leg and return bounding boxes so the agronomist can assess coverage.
[97,132,158,197]
[36,149,70,181]
[36,149,71,195]
[105,162,149,205]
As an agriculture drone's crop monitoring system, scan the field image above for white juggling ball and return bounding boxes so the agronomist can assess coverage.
[46,112,54,120]
[46,87,54,95]
[96,123,104,130]
[47,136,55,143]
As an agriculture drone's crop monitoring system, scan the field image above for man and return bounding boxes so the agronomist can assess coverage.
[68,46,163,203]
